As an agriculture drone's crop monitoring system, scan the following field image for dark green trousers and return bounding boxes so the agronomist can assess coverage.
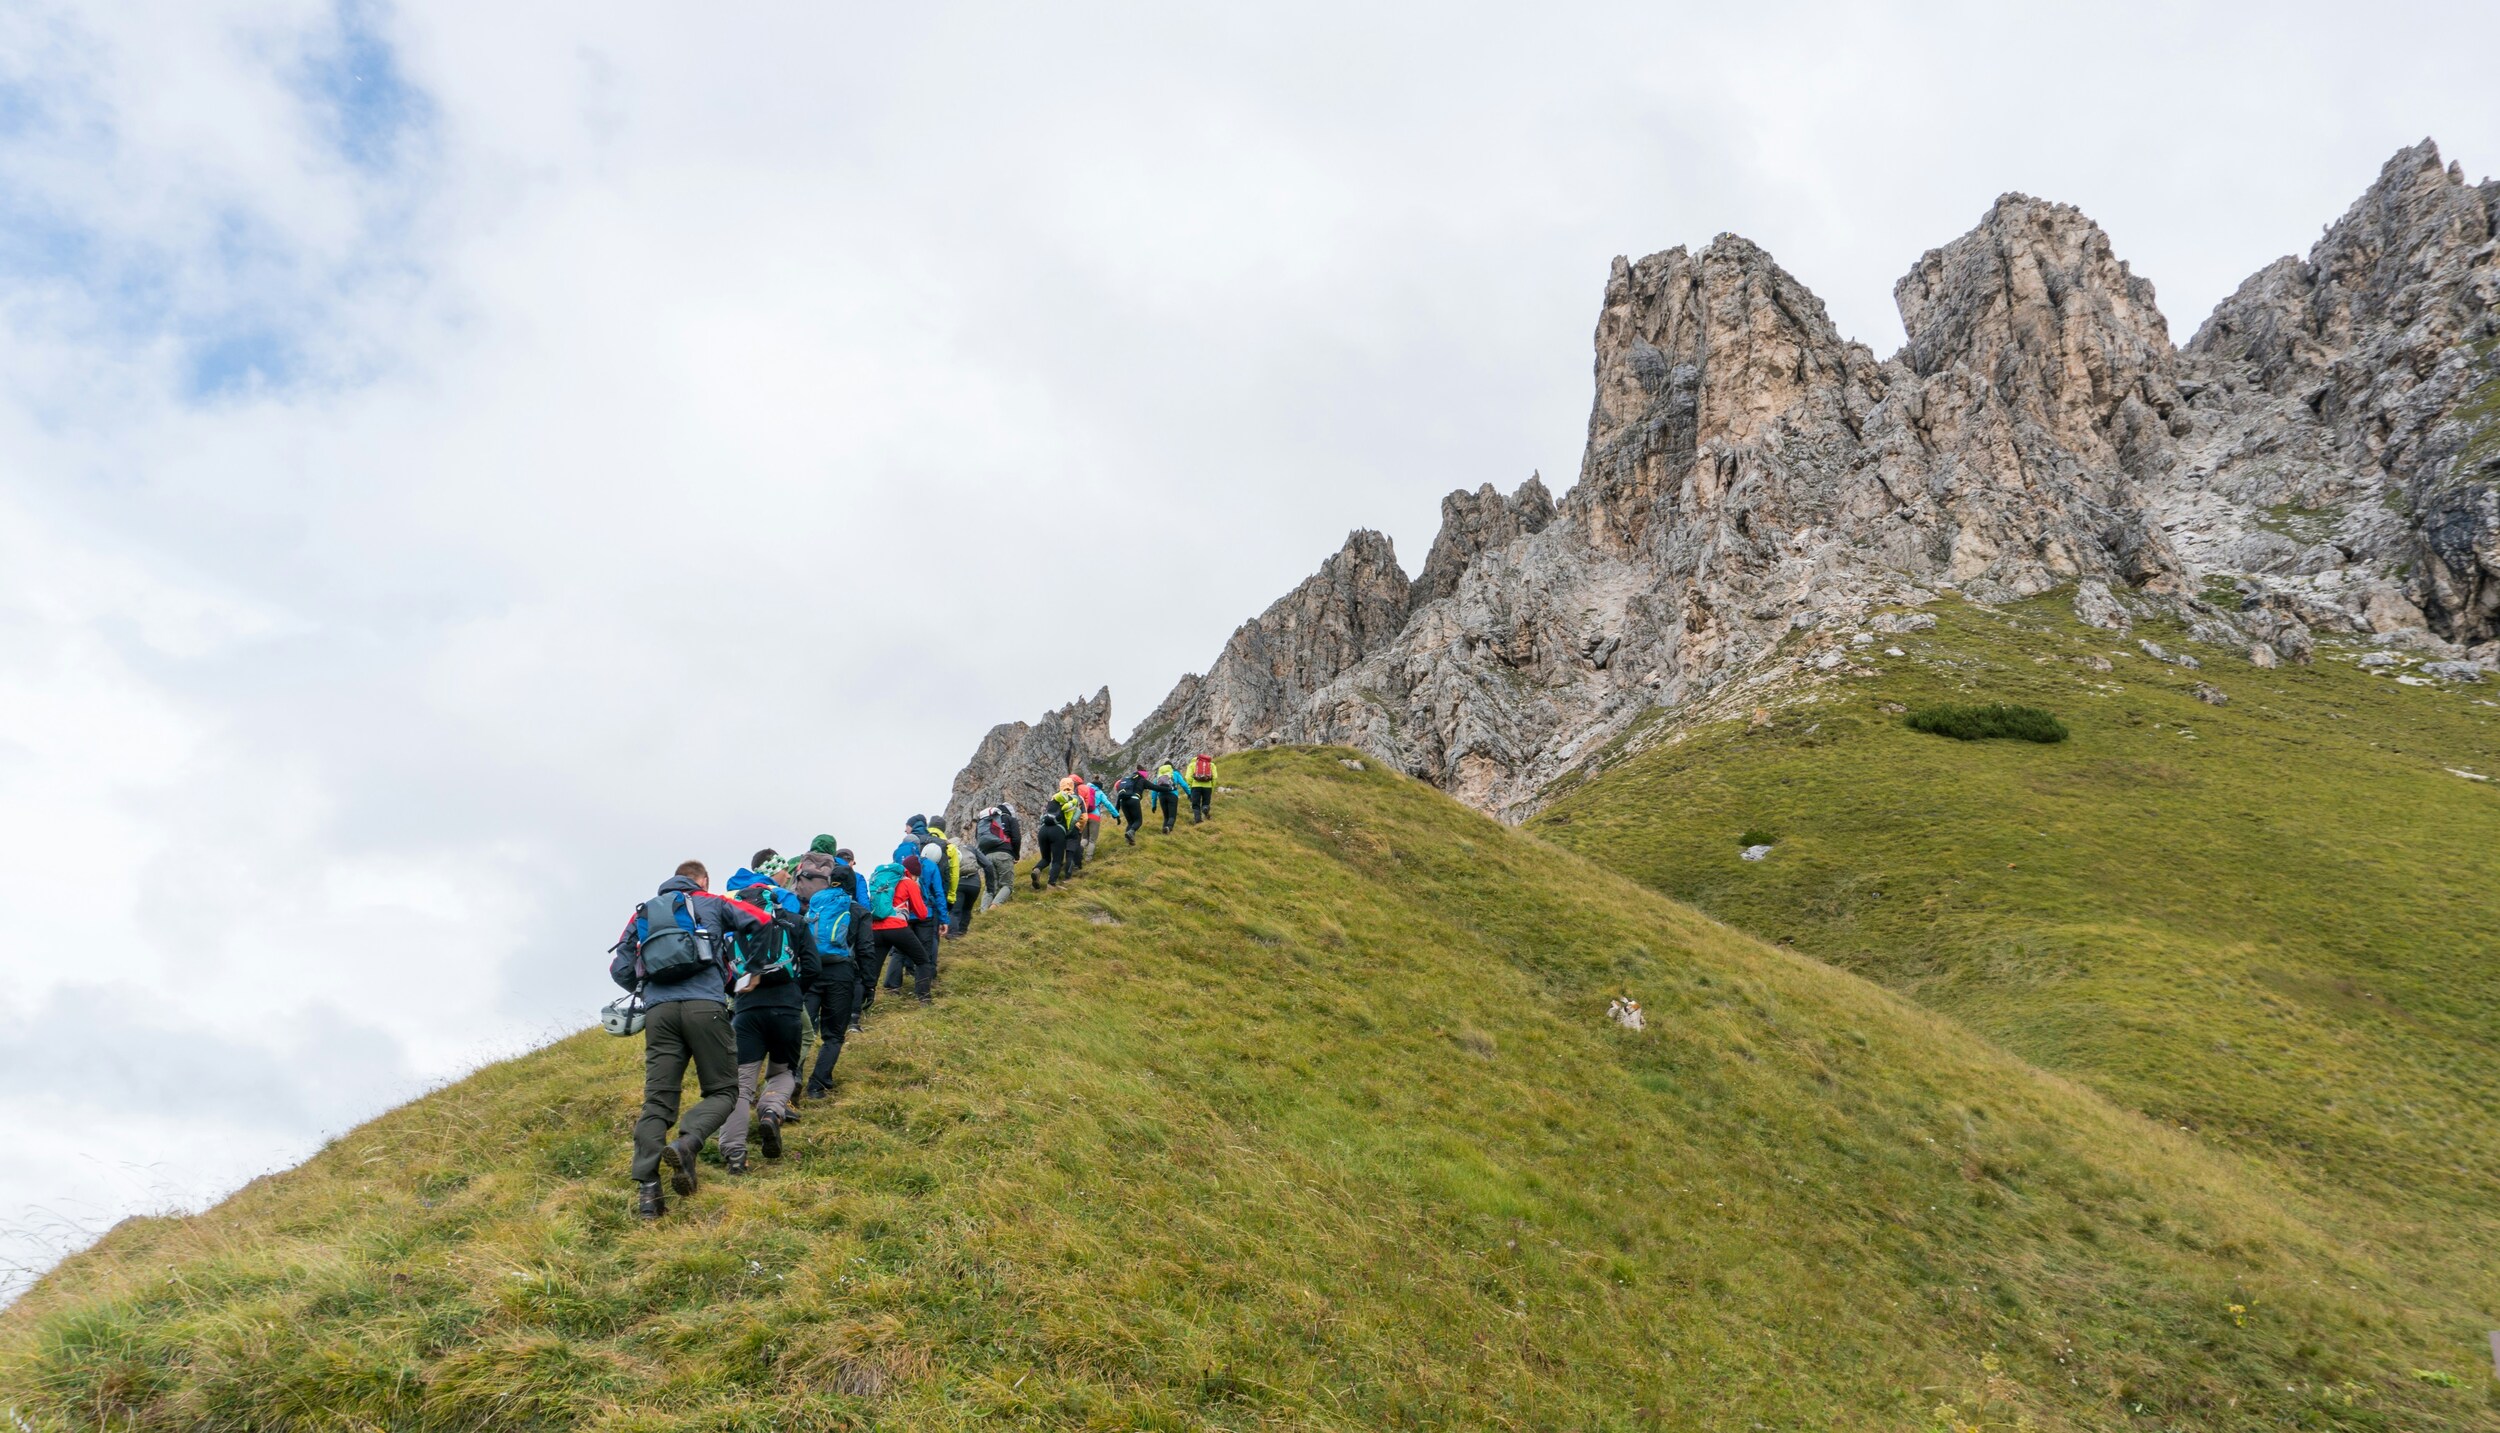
[631,999,737,1182]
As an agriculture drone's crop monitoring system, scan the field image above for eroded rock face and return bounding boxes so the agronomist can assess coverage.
[943,687,1116,845]
[952,141,2500,821]
[2170,140,2500,642]
[1110,530,1411,767]
[1414,476,1554,604]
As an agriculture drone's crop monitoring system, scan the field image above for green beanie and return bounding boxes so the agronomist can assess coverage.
[809,834,839,855]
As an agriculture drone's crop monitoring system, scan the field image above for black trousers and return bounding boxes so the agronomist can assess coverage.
[1037,827,1071,884]
[876,923,933,997]
[1189,783,1211,821]
[1119,795,1143,840]
[804,970,857,1095]
[1161,792,1179,833]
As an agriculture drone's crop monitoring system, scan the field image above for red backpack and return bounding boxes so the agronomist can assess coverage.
[1191,754,1214,782]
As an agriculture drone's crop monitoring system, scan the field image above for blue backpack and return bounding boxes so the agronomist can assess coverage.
[807,888,854,962]
[868,863,906,921]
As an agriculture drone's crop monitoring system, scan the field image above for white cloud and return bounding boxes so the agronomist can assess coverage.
[4,0,2498,1295]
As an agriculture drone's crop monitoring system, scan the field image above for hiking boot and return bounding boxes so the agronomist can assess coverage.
[847,1018,862,1035]
[660,1136,700,1197]
[1030,868,1041,890]
[724,1150,748,1176]
[779,1104,801,1125]
[636,1180,667,1219]
[916,994,934,1007]
[758,1109,784,1160]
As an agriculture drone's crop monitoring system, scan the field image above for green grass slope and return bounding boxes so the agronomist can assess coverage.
[1534,596,2500,1338]
[8,749,2494,1429]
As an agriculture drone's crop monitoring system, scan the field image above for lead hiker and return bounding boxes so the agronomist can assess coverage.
[608,860,771,1219]
[718,870,822,1174]
[1187,752,1218,821]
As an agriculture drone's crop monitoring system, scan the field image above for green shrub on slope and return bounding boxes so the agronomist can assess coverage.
[3,749,2483,1429]
[1904,702,2068,743]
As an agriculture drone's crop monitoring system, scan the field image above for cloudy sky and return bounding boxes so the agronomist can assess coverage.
[3,0,2494,1292]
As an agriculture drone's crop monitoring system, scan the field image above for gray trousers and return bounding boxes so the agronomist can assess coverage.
[981,850,1014,907]
[631,999,736,1182]
[720,1004,803,1158]
[721,1059,796,1157]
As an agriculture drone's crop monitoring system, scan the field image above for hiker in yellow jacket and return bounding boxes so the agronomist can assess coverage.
[1184,752,1217,823]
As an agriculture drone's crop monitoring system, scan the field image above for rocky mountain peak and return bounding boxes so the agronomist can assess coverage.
[1416,475,1555,604]
[1571,233,1878,562]
[1894,192,2183,488]
[952,141,2500,824]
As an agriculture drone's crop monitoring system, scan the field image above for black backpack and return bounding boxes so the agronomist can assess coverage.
[633,891,712,984]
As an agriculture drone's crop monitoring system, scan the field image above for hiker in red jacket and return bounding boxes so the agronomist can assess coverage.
[872,855,938,1004]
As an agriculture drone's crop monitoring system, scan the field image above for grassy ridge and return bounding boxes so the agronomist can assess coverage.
[5,748,2493,1428]
[1534,597,2500,1336]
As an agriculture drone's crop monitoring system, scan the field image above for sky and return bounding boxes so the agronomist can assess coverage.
[3,0,2495,1294]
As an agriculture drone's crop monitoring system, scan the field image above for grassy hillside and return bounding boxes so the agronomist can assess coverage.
[8,749,2496,1429]
[1534,596,2500,1330]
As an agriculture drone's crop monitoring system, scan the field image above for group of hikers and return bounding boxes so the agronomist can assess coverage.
[605,753,1222,1218]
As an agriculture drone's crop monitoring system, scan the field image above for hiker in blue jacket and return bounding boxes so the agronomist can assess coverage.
[794,858,861,1099]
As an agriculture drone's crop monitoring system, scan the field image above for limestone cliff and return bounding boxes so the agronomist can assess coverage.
[952,141,2500,821]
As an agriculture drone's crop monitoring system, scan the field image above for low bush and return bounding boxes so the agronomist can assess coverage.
[1737,827,1778,848]
[1904,702,2068,743]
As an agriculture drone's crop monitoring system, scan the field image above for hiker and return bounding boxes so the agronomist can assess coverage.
[869,854,938,1002]
[1031,794,1074,888]
[607,860,771,1219]
[1083,779,1117,856]
[718,871,822,1174]
[975,805,1017,908]
[1074,777,1105,859]
[1155,761,1185,834]
[944,826,984,933]
[889,819,949,991]
[1114,769,1148,845]
[1186,752,1218,822]
[835,847,874,1030]
[796,858,860,1099]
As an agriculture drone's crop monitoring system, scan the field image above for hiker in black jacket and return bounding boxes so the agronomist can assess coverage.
[608,861,772,1218]
[1114,770,1148,845]
[794,857,863,1100]
[718,877,823,1173]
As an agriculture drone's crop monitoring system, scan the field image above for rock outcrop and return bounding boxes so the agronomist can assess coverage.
[943,687,1116,842]
[2171,140,2500,643]
[1111,530,1411,766]
[952,141,2500,820]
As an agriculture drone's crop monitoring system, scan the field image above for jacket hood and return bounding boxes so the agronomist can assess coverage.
[657,874,701,896]
[725,867,773,892]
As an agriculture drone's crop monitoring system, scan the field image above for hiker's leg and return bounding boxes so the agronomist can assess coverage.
[806,977,854,1094]
[759,1010,802,1121]
[632,1001,692,1183]
[675,1002,740,1151]
[722,1005,775,1158]
[722,1056,763,1161]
